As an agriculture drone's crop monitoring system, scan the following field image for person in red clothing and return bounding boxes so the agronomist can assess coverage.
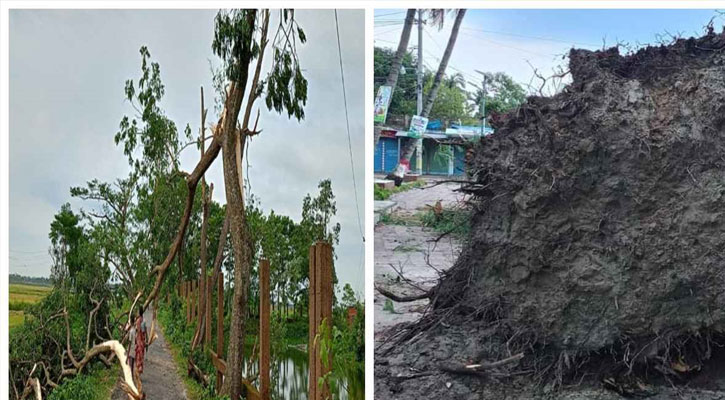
[135,308,148,374]
[127,319,137,374]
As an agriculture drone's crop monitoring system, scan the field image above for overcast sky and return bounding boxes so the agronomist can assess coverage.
[375,9,720,95]
[9,9,365,295]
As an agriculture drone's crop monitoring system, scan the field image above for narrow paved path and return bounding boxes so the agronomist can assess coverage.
[111,308,188,400]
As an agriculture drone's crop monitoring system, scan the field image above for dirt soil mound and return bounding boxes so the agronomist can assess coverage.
[377,31,725,399]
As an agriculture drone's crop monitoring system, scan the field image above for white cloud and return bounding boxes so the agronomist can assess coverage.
[9,9,366,294]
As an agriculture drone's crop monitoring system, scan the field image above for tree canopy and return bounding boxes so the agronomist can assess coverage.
[374,46,527,125]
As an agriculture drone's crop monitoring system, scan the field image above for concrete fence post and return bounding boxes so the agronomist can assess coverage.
[308,244,317,400]
[260,258,271,400]
[216,272,224,390]
[309,241,333,400]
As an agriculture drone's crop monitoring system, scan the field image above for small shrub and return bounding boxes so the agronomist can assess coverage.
[47,367,112,400]
[383,299,396,313]
[374,180,425,201]
[9,301,31,311]
[420,208,471,238]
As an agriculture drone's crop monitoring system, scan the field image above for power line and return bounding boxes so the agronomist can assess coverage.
[421,47,478,81]
[374,27,402,37]
[423,26,445,52]
[460,31,558,58]
[377,29,483,93]
[375,37,479,89]
[374,19,404,23]
[375,11,406,18]
[461,27,600,48]
[384,22,481,83]
[334,10,364,244]
[374,21,404,27]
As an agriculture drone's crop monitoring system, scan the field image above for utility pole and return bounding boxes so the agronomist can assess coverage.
[416,10,423,116]
[475,70,487,136]
[415,9,424,175]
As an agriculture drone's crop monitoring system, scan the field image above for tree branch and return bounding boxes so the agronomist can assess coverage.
[375,283,430,302]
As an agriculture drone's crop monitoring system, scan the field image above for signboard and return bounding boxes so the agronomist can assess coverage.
[373,85,392,124]
[408,115,428,139]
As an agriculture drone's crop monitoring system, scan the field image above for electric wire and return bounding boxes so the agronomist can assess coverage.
[334,10,364,245]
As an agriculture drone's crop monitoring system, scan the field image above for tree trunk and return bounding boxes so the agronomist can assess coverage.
[222,126,251,400]
[193,88,210,350]
[422,10,466,117]
[222,10,269,400]
[178,236,184,295]
[386,9,467,186]
[374,9,416,146]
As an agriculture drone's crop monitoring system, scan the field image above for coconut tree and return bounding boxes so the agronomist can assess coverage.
[375,9,416,145]
[386,9,467,185]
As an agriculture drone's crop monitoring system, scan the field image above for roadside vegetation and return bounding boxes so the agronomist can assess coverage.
[420,207,471,239]
[45,366,117,400]
[373,180,425,201]
[378,203,471,240]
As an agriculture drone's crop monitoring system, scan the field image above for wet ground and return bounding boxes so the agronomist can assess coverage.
[374,181,463,345]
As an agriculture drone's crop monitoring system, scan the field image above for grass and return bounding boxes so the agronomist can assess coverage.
[9,283,51,330]
[46,364,117,400]
[158,306,225,400]
[9,310,25,330]
[378,212,422,226]
[393,244,421,253]
[167,336,209,400]
[374,180,426,201]
[380,206,472,240]
[382,299,397,314]
[10,283,51,303]
[420,208,472,239]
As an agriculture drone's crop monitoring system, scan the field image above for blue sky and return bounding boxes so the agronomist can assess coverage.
[375,9,721,93]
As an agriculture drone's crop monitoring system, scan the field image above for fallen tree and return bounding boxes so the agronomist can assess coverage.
[378,28,725,398]
[11,8,309,400]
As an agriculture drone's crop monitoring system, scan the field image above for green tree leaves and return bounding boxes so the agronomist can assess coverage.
[469,71,527,119]
[213,9,308,121]
[301,179,341,248]
[212,10,257,83]
[374,46,527,124]
[114,46,183,178]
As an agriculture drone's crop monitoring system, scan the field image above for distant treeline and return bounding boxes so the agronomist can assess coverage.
[9,273,51,286]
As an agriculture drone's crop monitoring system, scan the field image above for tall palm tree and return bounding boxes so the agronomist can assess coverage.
[375,9,417,145]
[423,9,466,117]
[386,9,467,185]
[444,72,466,90]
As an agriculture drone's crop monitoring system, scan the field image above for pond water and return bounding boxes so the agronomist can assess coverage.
[243,347,363,400]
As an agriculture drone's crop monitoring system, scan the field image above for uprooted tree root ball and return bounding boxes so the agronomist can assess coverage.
[377,30,725,399]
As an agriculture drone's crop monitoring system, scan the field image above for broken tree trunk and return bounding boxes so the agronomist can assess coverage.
[193,88,211,350]
[221,10,269,400]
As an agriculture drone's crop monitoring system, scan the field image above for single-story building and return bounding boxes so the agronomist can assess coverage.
[374,122,493,176]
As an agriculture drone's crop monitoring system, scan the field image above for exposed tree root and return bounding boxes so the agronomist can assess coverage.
[375,283,430,303]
